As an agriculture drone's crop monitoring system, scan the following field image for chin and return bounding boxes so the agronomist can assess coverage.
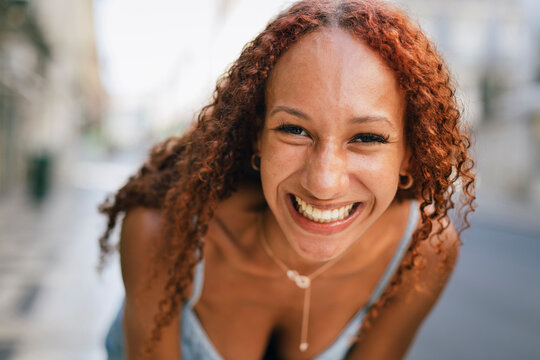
[291,235,349,262]
[278,192,379,263]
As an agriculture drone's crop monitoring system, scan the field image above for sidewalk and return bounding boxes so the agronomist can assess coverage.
[0,148,145,360]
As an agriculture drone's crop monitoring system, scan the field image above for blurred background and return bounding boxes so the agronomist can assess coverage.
[0,0,539,359]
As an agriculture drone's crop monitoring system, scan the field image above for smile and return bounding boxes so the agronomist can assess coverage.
[291,195,360,223]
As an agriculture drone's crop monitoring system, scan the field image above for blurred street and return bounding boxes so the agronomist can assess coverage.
[1,0,539,359]
[0,188,121,360]
[0,153,539,360]
[407,189,540,360]
[0,152,139,360]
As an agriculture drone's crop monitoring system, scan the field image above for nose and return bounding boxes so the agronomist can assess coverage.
[300,141,349,200]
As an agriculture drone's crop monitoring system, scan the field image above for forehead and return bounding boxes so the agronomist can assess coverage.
[265,27,405,126]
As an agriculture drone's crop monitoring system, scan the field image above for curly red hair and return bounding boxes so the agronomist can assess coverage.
[99,0,475,354]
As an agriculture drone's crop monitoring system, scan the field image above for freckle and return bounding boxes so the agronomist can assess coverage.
[413,256,427,268]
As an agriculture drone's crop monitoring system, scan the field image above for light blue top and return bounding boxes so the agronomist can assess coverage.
[105,200,419,360]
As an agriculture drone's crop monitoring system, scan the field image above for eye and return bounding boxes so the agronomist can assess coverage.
[275,124,309,137]
[351,133,390,144]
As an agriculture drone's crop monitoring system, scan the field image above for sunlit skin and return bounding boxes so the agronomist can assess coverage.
[117,26,460,360]
[258,27,409,270]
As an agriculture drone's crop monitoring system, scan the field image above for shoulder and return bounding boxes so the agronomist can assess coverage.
[120,207,188,301]
[120,207,182,358]
[347,213,460,359]
[392,200,460,293]
[386,202,460,321]
[121,207,162,243]
[397,211,460,312]
[413,216,460,291]
[120,207,164,295]
[120,207,164,282]
[121,207,162,247]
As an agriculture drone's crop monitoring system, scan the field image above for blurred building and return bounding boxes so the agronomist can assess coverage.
[396,0,540,200]
[0,0,49,197]
[0,0,104,199]
[94,0,288,147]
[94,0,540,202]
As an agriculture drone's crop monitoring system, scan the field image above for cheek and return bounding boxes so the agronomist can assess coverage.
[260,140,305,197]
[350,152,401,193]
[263,145,297,175]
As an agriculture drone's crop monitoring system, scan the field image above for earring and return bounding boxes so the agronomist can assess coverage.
[398,173,413,190]
[251,153,261,171]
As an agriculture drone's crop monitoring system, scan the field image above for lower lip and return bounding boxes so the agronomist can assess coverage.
[287,195,364,235]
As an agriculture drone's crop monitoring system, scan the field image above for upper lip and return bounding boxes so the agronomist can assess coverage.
[290,193,360,210]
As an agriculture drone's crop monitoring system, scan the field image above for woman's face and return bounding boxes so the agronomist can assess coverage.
[258,28,408,262]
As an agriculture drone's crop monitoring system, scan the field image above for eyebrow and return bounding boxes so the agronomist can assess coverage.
[269,105,309,120]
[269,105,396,130]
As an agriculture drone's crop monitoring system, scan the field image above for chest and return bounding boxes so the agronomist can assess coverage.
[188,198,415,359]
[191,252,390,360]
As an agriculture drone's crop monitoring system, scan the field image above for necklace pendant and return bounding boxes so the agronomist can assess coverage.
[299,342,309,352]
[287,270,299,281]
[286,270,311,288]
[295,275,310,289]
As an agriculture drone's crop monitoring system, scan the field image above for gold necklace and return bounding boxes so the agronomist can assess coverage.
[259,228,343,352]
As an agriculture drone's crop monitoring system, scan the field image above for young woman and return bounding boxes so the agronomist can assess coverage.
[101,0,475,359]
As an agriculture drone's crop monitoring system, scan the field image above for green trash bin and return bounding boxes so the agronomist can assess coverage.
[27,153,52,203]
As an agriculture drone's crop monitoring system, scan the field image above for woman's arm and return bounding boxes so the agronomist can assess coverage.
[347,222,460,360]
[120,208,182,360]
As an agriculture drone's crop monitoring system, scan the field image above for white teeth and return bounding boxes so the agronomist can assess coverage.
[321,210,331,221]
[294,195,356,223]
[338,207,346,220]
